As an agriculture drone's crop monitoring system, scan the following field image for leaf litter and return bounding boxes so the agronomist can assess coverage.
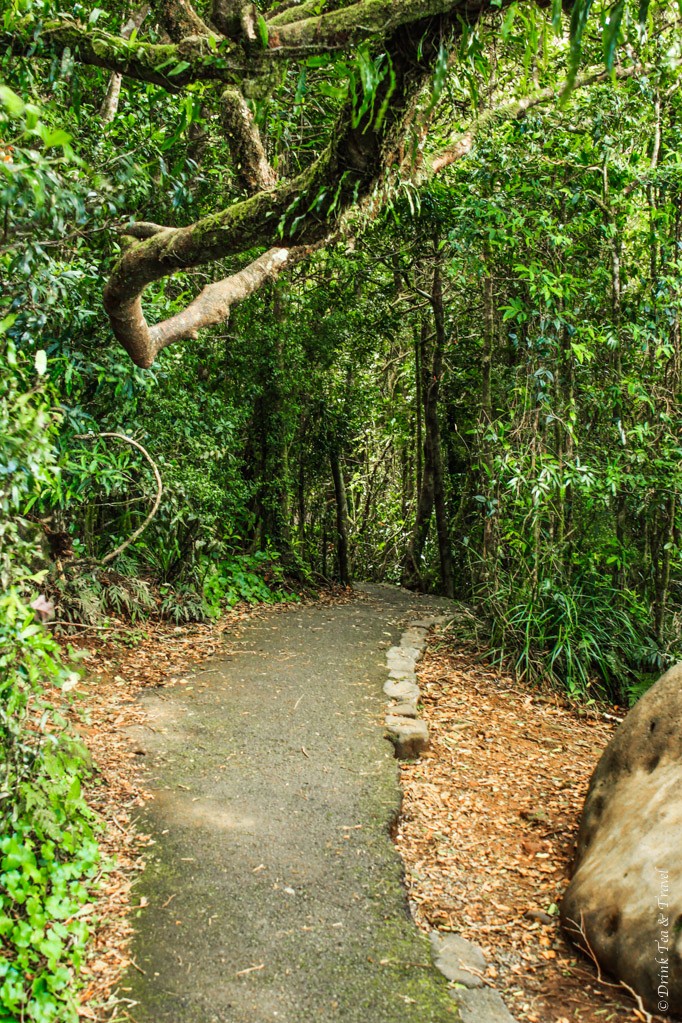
[395,633,668,1023]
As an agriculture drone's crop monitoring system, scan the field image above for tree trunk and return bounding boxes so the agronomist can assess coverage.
[479,249,495,586]
[429,249,455,599]
[100,6,150,123]
[401,318,434,590]
[330,448,350,587]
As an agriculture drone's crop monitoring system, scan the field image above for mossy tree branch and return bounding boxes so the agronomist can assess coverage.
[3,1,512,88]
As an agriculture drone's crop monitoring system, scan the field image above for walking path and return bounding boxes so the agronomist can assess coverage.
[122,585,458,1023]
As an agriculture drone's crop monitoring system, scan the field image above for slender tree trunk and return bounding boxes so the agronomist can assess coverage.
[480,249,495,586]
[100,6,150,123]
[297,451,306,541]
[414,323,423,497]
[402,317,434,589]
[429,249,455,599]
[330,448,350,587]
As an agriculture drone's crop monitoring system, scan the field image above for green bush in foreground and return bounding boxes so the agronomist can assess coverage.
[486,574,660,702]
[1,343,103,1022]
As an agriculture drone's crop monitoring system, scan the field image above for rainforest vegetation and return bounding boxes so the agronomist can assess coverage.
[2,0,682,1018]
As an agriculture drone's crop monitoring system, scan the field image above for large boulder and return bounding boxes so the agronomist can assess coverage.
[561,662,682,1016]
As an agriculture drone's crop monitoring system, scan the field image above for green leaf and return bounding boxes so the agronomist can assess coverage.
[562,0,595,101]
[34,350,47,376]
[501,4,518,39]
[168,61,191,76]
[603,0,625,71]
[0,85,25,118]
[0,314,17,335]
[256,14,269,48]
[551,0,563,32]
[40,128,72,151]
[637,0,651,26]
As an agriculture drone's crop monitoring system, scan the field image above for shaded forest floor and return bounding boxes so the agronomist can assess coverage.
[55,592,663,1022]
[396,636,662,1023]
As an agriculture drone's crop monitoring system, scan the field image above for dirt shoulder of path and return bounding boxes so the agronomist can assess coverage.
[395,633,667,1023]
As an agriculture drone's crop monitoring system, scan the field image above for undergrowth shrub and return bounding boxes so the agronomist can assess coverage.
[201,551,297,616]
[0,598,101,1023]
[1,343,103,1022]
[485,575,662,702]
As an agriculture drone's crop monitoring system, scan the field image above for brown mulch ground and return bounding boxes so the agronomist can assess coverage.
[395,634,662,1023]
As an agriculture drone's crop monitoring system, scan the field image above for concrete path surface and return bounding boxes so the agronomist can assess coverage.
[122,585,458,1023]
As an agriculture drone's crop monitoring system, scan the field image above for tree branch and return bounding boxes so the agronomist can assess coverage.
[429,63,641,175]
[220,87,277,192]
[102,15,442,365]
[266,0,471,48]
[74,433,163,564]
[2,17,238,89]
[107,245,324,367]
[100,5,151,123]
[3,1,508,84]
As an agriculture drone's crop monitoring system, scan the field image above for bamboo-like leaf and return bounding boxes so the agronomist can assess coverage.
[562,0,595,101]
[603,0,626,71]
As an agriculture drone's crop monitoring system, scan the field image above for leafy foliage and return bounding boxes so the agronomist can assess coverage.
[3,2,682,1010]
[0,346,102,1023]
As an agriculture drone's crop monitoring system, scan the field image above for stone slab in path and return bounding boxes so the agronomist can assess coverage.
[121,585,457,1023]
[452,987,517,1023]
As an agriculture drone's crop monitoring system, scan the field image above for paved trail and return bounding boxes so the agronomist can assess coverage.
[123,585,457,1023]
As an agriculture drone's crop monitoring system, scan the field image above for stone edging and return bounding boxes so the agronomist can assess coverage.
[383,615,447,759]
[384,616,519,1023]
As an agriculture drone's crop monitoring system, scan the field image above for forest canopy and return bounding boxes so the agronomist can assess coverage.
[3,0,682,691]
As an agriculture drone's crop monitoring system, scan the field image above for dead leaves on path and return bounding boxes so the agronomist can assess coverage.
[395,641,645,1023]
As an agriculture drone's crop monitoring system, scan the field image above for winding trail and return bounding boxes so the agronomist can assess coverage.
[122,585,457,1023]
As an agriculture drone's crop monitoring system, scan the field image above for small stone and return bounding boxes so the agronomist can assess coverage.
[523,909,553,925]
[385,715,429,759]
[430,932,486,988]
[450,987,517,1023]
[410,615,449,628]
[383,679,419,702]
[388,667,416,682]
[388,701,418,718]
[401,628,428,650]
[386,646,417,674]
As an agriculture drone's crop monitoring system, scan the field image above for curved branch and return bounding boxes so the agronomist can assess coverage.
[103,98,385,363]
[428,63,642,176]
[3,1,507,82]
[266,0,473,48]
[119,247,297,366]
[74,433,163,563]
[91,10,451,365]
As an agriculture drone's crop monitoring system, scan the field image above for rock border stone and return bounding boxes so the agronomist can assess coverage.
[383,614,519,1023]
[382,615,447,760]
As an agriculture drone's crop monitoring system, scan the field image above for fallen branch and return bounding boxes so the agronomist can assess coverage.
[565,914,654,1022]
